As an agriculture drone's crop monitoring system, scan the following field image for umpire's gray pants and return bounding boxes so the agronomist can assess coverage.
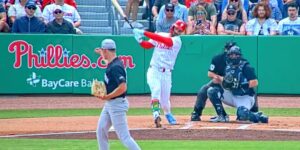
[96,97,141,150]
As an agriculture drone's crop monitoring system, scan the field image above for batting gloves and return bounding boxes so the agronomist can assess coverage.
[133,28,145,36]
[133,28,144,43]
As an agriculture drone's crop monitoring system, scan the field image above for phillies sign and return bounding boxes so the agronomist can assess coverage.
[8,40,136,69]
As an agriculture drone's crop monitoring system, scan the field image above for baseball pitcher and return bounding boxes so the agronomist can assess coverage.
[94,39,141,150]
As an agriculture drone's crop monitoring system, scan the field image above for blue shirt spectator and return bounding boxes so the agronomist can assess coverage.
[157,0,188,22]
[11,1,45,33]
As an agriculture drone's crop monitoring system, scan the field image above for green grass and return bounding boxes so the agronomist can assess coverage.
[0,108,299,119]
[0,139,300,150]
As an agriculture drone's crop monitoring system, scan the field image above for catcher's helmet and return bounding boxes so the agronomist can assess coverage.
[227,45,242,56]
[226,46,242,65]
[170,20,187,35]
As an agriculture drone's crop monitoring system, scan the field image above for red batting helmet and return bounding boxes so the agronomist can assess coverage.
[170,20,187,34]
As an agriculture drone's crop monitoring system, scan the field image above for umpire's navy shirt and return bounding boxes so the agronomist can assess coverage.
[209,52,227,76]
[104,57,126,99]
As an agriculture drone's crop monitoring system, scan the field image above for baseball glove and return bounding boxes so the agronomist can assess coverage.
[222,73,239,90]
[91,79,107,97]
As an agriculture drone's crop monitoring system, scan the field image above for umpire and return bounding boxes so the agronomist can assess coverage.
[95,39,141,150]
[190,41,259,121]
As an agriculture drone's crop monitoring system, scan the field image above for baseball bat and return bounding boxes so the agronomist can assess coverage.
[111,0,134,29]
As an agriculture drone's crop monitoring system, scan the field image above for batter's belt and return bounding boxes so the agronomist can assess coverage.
[150,65,172,72]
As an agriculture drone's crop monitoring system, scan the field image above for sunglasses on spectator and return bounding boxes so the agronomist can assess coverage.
[227,11,236,15]
[165,9,174,12]
[54,10,63,14]
[197,11,205,15]
[230,0,239,2]
[27,6,37,10]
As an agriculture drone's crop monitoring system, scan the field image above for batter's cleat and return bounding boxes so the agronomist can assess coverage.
[165,113,177,125]
[154,116,162,128]
[210,115,230,123]
[191,112,201,121]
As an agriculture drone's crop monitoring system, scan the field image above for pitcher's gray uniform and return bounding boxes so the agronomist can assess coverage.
[96,39,140,150]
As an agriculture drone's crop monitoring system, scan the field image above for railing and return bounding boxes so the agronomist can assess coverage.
[105,0,119,35]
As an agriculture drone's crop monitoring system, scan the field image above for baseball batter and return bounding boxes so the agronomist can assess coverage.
[133,20,187,128]
[95,39,141,150]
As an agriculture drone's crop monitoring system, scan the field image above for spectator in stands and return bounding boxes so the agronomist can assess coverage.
[0,1,9,32]
[246,2,277,35]
[186,5,216,34]
[46,5,75,34]
[42,0,77,10]
[8,0,43,24]
[188,0,217,27]
[222,0,248,23]
[185,0,198,8]
[152,0,168,22]
[217,4,246,34]
[6,0,42,9]
[249,0,282,22]
[11,1,45,33]
[282,0,300,18]
[43,0,81,34]
[157,0,188,23]
[124,0,143,28]
[156,3,178,32]
[222,0,249,13]
[261,0,282,21]
[277,2,300,35]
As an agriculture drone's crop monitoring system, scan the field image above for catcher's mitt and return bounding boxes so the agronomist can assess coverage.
[222,73,239,90]
[91,79,107,97]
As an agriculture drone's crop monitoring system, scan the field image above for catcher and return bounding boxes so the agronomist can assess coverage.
[94,39,141,150]
[207,45,268,123]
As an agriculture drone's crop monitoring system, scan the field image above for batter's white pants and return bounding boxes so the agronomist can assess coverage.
[147,67,172,115]
[222,89,255,110]
[96,97,141,150]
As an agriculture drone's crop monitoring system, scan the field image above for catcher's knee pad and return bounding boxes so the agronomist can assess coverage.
[237,106,250,121]
[207,87,222,103]
[151,99,160,112]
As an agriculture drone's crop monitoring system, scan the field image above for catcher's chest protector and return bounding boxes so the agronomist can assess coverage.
[225,61,250,95]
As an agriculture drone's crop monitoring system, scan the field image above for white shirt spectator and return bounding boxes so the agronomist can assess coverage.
[43,3,80,24]
[277,17,300,35]
[246,18,277,35]
[8,3,42,18]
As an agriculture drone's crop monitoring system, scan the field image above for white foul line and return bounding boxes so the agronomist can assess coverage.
[180,121,194,129]
[237,124,252,129]
[0,131,96,138]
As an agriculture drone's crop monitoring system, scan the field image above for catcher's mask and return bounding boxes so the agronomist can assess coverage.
[226,45,242,65]
[170,20,187,36]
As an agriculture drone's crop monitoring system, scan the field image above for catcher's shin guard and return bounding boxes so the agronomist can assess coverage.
[207,87,227,117]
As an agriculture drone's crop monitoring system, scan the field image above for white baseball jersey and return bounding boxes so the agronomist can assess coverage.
[8,3,42,18]
[149,32,182,70]
[42,3,81,24]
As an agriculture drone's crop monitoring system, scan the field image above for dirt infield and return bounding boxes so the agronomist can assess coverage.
[0,95,300,140]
